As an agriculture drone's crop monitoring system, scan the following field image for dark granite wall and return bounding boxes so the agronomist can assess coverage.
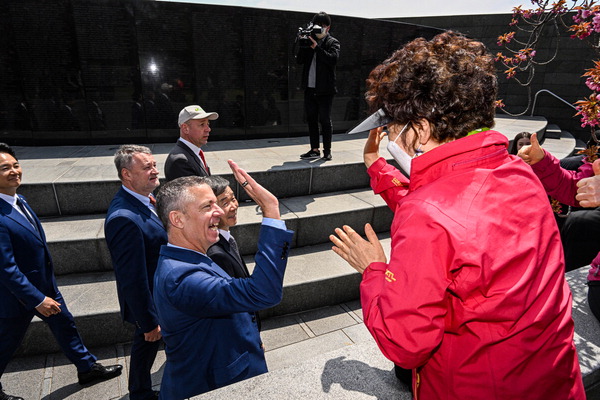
[393,14,597,142]
[0,0,442,145]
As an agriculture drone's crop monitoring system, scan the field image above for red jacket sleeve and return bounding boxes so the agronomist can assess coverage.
[367,157,410,211]
[531,150,594,206]
[360,199,455,369]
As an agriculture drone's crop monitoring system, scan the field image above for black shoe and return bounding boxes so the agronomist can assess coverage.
[78,362,123,385]
[300,149,320,159]
[321,153,332,161]
[0,390,24,400]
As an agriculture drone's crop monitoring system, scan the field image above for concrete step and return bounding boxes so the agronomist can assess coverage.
[15,115,550,218]
[42,187,393,275]
[545,123,563,139]
[17,236,391,356]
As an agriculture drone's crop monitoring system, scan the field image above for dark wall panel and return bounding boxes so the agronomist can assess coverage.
[0,0,442,145]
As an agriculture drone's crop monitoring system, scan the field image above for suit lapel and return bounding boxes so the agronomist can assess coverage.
[0,196,44,241]
[219,234,249,278]
[178,140,208,176]
[120,188,164,229]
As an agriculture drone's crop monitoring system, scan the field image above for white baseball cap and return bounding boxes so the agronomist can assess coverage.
[178,105,219,127]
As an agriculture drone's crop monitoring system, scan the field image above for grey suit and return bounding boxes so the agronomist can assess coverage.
[164,139,209,182]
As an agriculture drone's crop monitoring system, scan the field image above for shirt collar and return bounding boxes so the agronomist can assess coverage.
[218,229,231,241]
[179,138,202,157]
[0,192,17,206]
[122,185,152,208]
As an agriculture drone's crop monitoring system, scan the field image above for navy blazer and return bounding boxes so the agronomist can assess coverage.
[0,195,57,317]
[154,224,293,399]
[164,139,209,181]
[104,188,168,333]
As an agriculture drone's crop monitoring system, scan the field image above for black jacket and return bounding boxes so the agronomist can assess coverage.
[207,233,261,331]
[164,139,209,181]
[296,33,340,95]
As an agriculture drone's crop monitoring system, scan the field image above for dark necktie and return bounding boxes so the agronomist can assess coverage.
[16,198,37,231]
[228,236,244,266]
[199,149,210,175]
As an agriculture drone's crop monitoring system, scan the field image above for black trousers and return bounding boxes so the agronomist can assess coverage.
[588,281,600,322]
[559,207,600,271]
[304,88,334,152]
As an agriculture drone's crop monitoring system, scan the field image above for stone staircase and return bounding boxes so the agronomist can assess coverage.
[14,115,560,355]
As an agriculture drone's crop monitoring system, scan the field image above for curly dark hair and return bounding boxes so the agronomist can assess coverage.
[365,31,498,149]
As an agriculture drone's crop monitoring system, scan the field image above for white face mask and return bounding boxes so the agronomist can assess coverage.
[315,26,327,39]
[386,124,418,176]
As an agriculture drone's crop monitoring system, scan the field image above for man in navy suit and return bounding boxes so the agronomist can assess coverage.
[153,161,294,399]
[205,176,261,330]
[164,105,218,181]
[105,145,167,400]
[0,143,122,400]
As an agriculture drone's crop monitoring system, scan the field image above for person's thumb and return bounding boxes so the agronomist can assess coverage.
[530,132,540,150]
[593,159,600,176]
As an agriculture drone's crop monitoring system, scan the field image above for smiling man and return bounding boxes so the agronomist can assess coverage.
[0,143,122,400]
[153,161,293,399]
[164,105,219,181]
[104,145,167,400]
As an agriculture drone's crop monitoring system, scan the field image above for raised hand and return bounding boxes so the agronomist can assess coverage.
[228,159,280,219]
[364,127,387,168]
[576,159,600,207]
[330,223,386,274]
[517,132,545,165]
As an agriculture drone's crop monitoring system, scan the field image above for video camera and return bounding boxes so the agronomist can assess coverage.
[296,23,324,48]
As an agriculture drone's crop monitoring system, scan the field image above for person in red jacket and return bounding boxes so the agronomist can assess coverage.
[331,32,584,399]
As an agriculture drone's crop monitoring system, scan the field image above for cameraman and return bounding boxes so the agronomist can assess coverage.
[296,11,340,161]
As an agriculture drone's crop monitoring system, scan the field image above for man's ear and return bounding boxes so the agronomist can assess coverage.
[180,123,189,136]
[121,168,131,182]
[169,210,184,229]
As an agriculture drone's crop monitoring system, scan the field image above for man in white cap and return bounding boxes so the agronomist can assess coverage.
[164,105,219,181]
